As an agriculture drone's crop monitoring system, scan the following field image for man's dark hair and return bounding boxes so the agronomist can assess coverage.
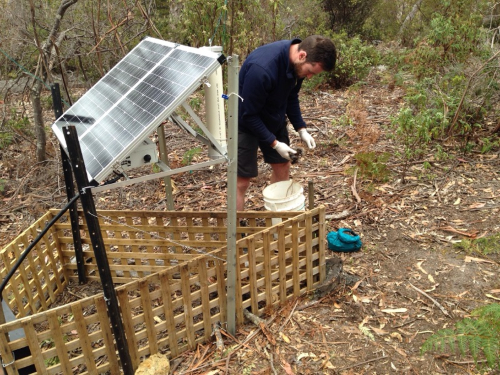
[299,35,337,72]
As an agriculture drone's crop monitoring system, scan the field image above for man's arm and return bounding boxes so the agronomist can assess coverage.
[239,64,277,145]
[285,80,307,131]
[286,80,316,149]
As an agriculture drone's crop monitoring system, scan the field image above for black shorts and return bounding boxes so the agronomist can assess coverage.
[238,126,290,178]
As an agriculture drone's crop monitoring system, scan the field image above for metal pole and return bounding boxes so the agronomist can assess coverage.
[63,126,134,375]
[226,54,239,335]
[157,123,175,210]
[308,180,314,209]
[51,83,87,284]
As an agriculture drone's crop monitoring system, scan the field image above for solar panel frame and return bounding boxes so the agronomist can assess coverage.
[52,37,224,184]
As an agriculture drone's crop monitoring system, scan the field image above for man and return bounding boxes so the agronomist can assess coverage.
[237,35,337,210]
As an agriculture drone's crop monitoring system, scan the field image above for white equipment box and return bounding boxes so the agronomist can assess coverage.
[120,139,158,170]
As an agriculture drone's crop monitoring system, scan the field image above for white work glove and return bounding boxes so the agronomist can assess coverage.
[272,141,296,161]
[298,128,316,149]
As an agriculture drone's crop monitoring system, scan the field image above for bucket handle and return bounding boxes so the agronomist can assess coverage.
[285,180,295,197]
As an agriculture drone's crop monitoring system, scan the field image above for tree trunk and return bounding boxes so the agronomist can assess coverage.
[30,0,79,162]
[32,80,46,162]
[398,0,424,37]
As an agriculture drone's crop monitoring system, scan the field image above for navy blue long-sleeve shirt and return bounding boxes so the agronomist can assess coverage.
[238,39,307,145]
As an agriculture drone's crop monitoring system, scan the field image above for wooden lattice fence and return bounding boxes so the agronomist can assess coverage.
[0,207,325,374]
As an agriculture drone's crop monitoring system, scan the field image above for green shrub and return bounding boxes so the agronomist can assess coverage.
[302,32,379,90]
[351,151,391,182]
[0,111,30,149]
[453,233,500,256]
[421,303,500,370]
[182,147,202,165]
[332,33,378,88]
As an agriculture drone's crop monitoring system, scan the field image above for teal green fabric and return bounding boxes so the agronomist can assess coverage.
[327,228,362,252]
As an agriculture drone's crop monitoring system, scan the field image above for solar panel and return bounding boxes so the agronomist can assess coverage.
[52,38,225,184]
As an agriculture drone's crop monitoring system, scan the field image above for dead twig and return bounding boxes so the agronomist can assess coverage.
[351,167,362,203]
[278,299,299,332]
[213,322,224,353]
[243,309,265,325]
[409,282,450,317]
[325,209,351,220]
[269,351,278,375]
[337,356,387,371]
[243,309,276,345]
[296,300,320,311]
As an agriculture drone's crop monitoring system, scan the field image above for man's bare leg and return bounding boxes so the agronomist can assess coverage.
[270,162,291,183]
[237,176,251,211]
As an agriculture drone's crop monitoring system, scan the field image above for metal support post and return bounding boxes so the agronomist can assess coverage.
[226,54,239,335]
[63,126,133,375]
[157,123,175,210]
[51,83,86,284]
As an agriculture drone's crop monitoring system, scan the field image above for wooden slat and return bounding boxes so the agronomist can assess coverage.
[247,237,258,314]
[235,247,243,325]
[155,214,170,267]
[39,242,63,302]
[263,230,273,308]
[24,228,48,311]
[95,296,121,375]
[1,251,24,318]
[215,215,225,241]
[180,264,195,350]
[141,216,155,269]
[171,216,182,254]
[215,258,226,325]
[71,303,98,374]
[186,217,196,247]
[318,208,326,284]
[110,214,128,280]
[291,219,300,296]
[139,279,158,354]
[117,288,139,369]
[17,237,37,313]
[278,225,286,304]
[305,214,313,289]
[47,310,73,374]
[23,319,47,374]
[159,271,179,357]
[32,231,57,305]
[60,249,199,261]
[126,215,142,279]
[0,326,16,375]
[196,258,212,341]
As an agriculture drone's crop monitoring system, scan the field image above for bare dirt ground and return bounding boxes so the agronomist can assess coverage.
[1,69,500,374]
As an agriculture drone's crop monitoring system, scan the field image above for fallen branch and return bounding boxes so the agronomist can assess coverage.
[278,299,299,332]
[409,282,450,317]
[213,322,224,353]
[337,356,387,371]
[243,309,276,346]
[269,351,278,375]
[325,209,351,220]
[243,309,265,325]
[351,167,362,203]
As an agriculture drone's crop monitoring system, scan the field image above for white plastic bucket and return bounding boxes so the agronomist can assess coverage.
[263,180,305,226]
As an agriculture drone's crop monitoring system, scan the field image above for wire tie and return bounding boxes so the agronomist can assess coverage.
[80,186,94,194]
[1,352,15,367]
[221,93,243,102]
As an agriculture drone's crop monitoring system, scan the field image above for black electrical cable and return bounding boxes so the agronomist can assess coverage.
[0,193,80,300]
[102,172,125,185]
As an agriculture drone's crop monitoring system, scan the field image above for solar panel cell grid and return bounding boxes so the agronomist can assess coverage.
[51,38,223,184]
